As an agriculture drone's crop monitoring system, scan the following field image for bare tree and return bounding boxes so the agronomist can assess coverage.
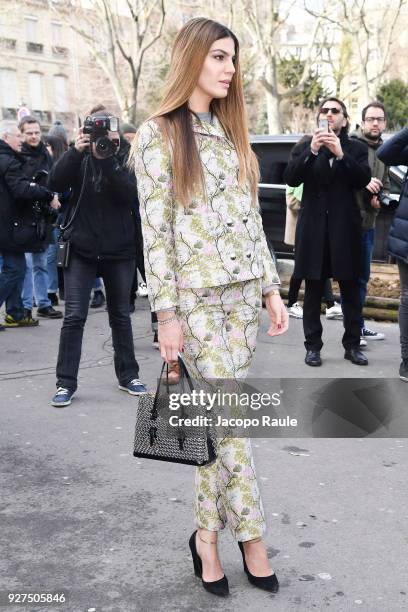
[241,0,323,133]
[49,0,166,123]
[305,0,406,102]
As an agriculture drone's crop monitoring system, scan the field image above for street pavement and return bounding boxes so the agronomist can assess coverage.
[0,297,407,612]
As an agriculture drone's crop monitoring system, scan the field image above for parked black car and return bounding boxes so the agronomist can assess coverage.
[251,134,405,262]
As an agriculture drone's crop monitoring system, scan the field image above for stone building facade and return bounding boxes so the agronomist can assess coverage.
[0,0,118,138]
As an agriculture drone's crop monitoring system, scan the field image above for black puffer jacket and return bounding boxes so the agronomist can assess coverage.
[377,128,408,263]
[0,139,54,253]
[20,141,53,181]
[48,138,137,260]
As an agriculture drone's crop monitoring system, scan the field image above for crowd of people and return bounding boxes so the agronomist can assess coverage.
[0,98,407,383]
[1,15,408,599]
[282,97,408,380]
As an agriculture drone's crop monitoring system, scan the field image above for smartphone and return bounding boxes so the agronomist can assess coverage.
[319,118,329,131]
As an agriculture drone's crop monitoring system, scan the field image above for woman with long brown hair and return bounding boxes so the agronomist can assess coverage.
[131,17,288,597]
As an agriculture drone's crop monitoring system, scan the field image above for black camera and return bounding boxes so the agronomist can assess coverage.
[364,188,399,210]
[31,170,59,240]
[83,115,119,159]
[377,190,399,209]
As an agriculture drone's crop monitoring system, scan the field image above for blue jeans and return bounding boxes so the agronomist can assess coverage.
[93,277,103,290]
[358,229,375,331]
[0,251,26,320]
[47,228,59,293]
[22,251,51,309]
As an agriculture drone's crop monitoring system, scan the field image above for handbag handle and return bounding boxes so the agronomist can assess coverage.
[150,357,192,419]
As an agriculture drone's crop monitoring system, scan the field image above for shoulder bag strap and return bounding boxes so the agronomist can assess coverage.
[60,156,90,234]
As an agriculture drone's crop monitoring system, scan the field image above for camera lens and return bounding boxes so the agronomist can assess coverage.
[95,136,115,158]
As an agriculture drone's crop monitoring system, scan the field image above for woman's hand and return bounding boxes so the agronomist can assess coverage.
[157,314,184,362]
[264,294,289,337]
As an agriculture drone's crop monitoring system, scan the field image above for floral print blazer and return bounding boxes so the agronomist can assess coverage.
[134,115,280,311]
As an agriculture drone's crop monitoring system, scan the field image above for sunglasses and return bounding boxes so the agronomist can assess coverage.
[320,107,343,115]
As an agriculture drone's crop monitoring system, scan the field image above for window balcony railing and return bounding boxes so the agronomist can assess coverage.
[52,45,69,58]
[26,42,44,54]
[0,37,17,50]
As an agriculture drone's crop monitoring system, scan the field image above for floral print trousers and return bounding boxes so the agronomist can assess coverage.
[177,279,266,542]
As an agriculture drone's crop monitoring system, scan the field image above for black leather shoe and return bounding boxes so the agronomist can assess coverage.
[189,531,229,597]
[37,306,63,319]
[344,348,368,366]
[305,350,322,366]
[238,541,279,593]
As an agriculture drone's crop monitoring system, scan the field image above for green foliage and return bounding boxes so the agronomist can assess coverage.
[278,57,327,110]
[377,79,408,131]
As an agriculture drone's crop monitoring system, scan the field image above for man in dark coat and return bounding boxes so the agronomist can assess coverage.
[0,120,58,329]
[377,127,408,382]
[19,116,63,320]
[284,97,371,366]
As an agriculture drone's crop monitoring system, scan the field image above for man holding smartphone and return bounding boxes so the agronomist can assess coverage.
[284,97,371,367]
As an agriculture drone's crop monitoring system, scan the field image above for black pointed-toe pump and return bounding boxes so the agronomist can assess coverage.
[238,539,279,593]
[189,530,229,597]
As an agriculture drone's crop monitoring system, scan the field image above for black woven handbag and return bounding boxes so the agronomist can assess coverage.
[133,358,217,466]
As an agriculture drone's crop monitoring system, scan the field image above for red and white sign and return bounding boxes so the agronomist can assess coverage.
[17,106,31,121]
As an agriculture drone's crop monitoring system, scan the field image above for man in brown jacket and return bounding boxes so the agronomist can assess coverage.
[350,101,390,342]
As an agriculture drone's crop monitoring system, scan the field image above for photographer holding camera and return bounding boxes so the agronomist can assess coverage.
[48,106,147,407]
[0,120,60,329]
[350,101,390,343]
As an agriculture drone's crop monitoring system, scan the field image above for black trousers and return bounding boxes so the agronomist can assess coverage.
[303,278,361,351]
[56,252,138,391]
[288,275,335,307]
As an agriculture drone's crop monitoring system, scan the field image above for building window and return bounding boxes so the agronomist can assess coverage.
[25,17,38,43]
[54,75,68,112]
[51,22,62,46]
[286,25,296,43]
[28,72,44,109]
[0,68,18,107]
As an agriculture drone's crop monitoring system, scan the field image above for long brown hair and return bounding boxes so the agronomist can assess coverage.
[130,17,259,207]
